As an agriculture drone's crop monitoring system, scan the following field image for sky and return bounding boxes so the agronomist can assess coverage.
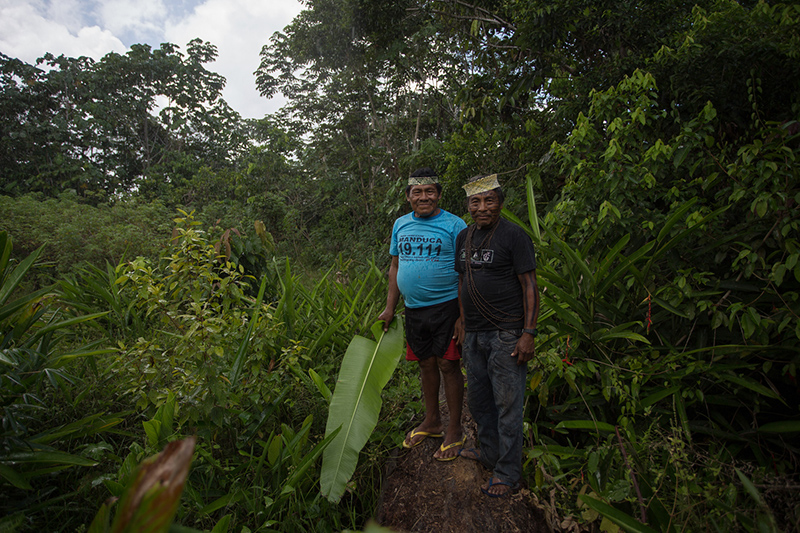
[0,0,305,118]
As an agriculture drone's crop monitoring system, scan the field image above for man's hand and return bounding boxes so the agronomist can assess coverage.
[514,270,539,366]
[377,309,394,332]
[511,332,536,365]
[380,256,400,332]
[453,316,464,346]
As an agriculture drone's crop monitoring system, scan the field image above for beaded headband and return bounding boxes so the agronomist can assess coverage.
[462,174,500,196]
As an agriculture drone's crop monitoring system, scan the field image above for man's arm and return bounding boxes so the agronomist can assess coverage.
[454,274,465,346]
[378,255,400,331]
[511,270,539,365]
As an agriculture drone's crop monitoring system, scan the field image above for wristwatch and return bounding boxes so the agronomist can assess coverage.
[523,328,538,337]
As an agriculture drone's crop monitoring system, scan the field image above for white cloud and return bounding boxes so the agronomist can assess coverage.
[99,0,167,36]
[165,0,303,118]
[0,0,302,117]
[0,0,125,63]
[45,0,92,34]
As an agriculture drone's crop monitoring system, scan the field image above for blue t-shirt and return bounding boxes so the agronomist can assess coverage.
[390,209,467,309]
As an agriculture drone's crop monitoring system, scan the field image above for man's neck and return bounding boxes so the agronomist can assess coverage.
[414,208,441,218]
[475,219,500,231]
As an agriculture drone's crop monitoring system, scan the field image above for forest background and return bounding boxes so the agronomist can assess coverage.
[1,0,799,531]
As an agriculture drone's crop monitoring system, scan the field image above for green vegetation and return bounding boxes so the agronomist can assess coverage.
[0,223,403,531]
[320,318,404,504]
[1,0,798,531]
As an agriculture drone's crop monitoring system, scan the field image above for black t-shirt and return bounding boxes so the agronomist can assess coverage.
[454,218,537,331]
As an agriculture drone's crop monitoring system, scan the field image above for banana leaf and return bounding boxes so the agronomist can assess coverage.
[320,317,403,503]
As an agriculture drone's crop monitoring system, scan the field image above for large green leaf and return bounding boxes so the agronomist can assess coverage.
[0,233,45,306]
[1,450,98,466]
[555,420,617,433]
[228,274,268,385]
[320,317,404,503]
[578,494,659,533]
[757,420,800,433]
[0,463,32,489]
[719,373,781,401]
[525,172,541,242]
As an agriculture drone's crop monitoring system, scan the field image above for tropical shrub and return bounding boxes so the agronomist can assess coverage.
[0,194,173,283]
[66,210,398,531]
[58,261,154,349]
[113,210,279,424]
[0,231,121,527]
[516,81,800,527]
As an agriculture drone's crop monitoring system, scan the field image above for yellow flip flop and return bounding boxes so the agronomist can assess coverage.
[402,429,444,449]
[434,439,465,461]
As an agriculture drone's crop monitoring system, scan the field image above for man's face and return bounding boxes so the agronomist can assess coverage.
[467,190,503,229]
[406,184,441,218]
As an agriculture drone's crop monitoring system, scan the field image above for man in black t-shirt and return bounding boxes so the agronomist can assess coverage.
[454,174,539,498]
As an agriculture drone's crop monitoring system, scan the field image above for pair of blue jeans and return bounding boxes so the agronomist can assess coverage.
[462,329,527,485]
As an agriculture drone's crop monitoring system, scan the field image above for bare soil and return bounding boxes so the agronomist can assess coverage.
[375,384,552,533]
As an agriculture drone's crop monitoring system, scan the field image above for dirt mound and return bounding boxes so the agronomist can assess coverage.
[375,390,550,533]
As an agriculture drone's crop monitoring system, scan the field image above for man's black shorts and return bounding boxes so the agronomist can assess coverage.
[404,298,460,361]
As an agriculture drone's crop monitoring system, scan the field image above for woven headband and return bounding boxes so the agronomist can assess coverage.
[462,174,500,196]
[408,175,439,186]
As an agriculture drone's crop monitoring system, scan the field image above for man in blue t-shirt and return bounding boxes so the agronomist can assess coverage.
[378,167,467,461]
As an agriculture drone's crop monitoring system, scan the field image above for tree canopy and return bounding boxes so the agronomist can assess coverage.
[0,40,248,202]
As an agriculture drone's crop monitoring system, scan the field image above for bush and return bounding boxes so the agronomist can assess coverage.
[0,231,122,527]
[0,194,173,283]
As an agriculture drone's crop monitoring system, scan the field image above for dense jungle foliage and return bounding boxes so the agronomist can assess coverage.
[1,0,799,531]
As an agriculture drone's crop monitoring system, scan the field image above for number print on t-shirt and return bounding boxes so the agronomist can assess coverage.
[398,235,443,258]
